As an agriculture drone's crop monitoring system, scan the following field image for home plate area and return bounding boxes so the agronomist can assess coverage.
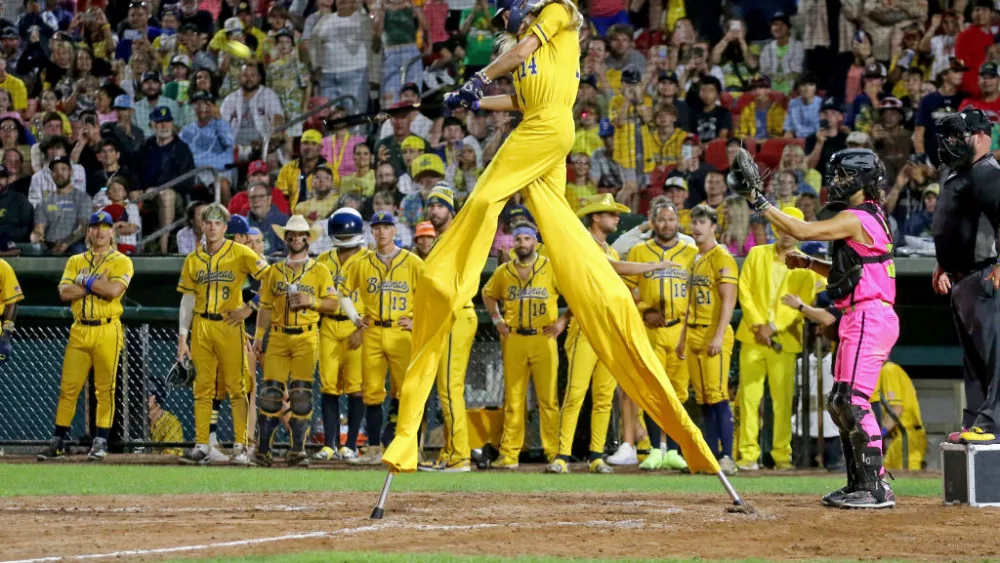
[0,491,995,562]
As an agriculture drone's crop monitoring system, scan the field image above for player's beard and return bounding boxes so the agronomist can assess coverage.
[287,238,308,256]
[514,246,535,260]
[655,228,677,245]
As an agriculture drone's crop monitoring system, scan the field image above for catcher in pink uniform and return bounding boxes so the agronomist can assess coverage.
[729,148,898,509]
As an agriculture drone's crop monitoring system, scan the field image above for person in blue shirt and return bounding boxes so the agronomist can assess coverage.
[902,183,938,238]
[847,62,888,131]
[179,90,235,199]
[782,72,821,138]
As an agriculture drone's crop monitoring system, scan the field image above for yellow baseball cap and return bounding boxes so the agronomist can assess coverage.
[410,153,445,179]
[401,135,426,151]
[663,176,688,191]
[773,206,804,238]
[301,129,323,144]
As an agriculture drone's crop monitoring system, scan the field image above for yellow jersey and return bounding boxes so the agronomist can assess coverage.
[349,249,423,323]
[151,410,184,456]
[609,94,656,173]
[872,362,924,432]
[648,126,687,169]
[687,243,738,328]
[316,247,371,317]
[626,238,699,322]
[0,258,24,318]
[259,259,336,328]
[59,250,134,321]
[482,255,560,330]
[512,3,580,110]
[177,240,269,315]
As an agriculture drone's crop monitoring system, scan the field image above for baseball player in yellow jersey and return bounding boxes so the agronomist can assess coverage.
[253,215,338,467]
[37,211,133,462]
[625,199,699,472]
[0,257,24,364]
[382,0,720,476]
[176,204,268,466]
[676,204,739,475]
[872,362,927,470]
[483,224,563,468]
[416,185,478,473]
[349,211,424,466]
[314,208,369,462]
[734,207,824,471]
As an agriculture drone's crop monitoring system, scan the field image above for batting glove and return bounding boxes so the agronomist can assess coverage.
[445,71,491,109]
[748,189,771,213]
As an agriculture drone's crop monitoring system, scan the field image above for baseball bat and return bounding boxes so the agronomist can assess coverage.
[323,100,444,130]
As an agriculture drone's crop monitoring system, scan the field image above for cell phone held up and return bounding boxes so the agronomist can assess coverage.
[819,118,830,131]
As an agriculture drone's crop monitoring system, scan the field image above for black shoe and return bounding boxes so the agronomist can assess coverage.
[253,451,273,467]
[840,480,895,509]
[180,447,209,465]
[285,450,310,467]
[37,437,65,461]
[87,438,107,462]
[821,485,855,507]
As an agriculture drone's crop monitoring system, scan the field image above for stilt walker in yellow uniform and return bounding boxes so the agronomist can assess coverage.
[483,224,563,468]
[349,211,424,466]
[381,0,719,476]
[253,215,338,467]
[626,199,699,471]
[734,207,823,471]
[176,204,269,466]
[314,208,369,462]
[38,211,133,462]
[0,257,24,364]
[418,185,478,473]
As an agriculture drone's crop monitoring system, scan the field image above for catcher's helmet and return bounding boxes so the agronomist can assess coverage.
[825,149,884,203]
[166,357,196,388]
[0,336,11,364]
[492,0,543,34]
[327,207,365,248]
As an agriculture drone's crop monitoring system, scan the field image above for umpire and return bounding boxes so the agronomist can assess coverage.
[931,108,1000,444]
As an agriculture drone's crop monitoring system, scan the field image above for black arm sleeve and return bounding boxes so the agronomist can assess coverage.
[970,157,1000,228]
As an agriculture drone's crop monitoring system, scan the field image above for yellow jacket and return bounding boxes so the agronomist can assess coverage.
[736,101,787,139]
[609,94,656,174]
[735,244,825,353]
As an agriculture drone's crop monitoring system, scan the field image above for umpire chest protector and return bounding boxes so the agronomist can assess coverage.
[825,202,894,302]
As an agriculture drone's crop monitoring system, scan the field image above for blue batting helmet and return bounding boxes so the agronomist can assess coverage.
[327,207,365,248]
[492,0,543,34]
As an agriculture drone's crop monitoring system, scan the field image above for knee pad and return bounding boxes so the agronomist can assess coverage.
[289,380,313,418]
[259,380,285,416]
[826,382,854,431]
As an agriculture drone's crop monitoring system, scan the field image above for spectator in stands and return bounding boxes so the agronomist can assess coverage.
[459,0,495,79]
[846,130,872,149]
[653,72,691,130]
[376,102,424,176]
[71,112,106,195]
[848,63,888,133]
[374,161,398,198]
[668,134,715,207]
[5,149,29,195]
[102,175,140,254]
[713,19,758,92]
[736,76,785,140]
[677,40,725,92]
[454,144,480,196]
[31,156,89,254]
[220,63,284,165]
[914,58,968,164]
[140,106,195,253]
[295,163,338,226]
[759,12,803,96]
[341,143,375,197]
[396,135,425,197]
[92,140,138,200]
[114,0,159,61]
[573,103,602,158]
[779,144,822,194]
[886,154,934,230]
[902,183,937,239]
[211,3,266,59]
[872,97,914,180]
[582,39,614,98]
[806,97,848,177]
[649,104,685,169]
[0,28,21,70]
[566,152,597,212]
[247,182,289,255]
[412,220,435,259]
[923,10,961,79]
[433,116,479,186]
[0,118,30,175]
[28,136,85,207]
[796,189,819,222]
[481,109,514,163]
[768,170,799,211]
[956,0,996,97]
[176,200,208,254]
[180,90,235,199]
[307,0,371,113]
[0,59,25,112]
[860,0,925,64]
[164,55,192,105]
[400,153,444,229]
[0,164,31,242]
[660,177,691,233]
[109,95,145,159]
[378,84,433,141]
[30,112,65,173]
[178,0,214,35]
[590,117,625,194]
[720,195,754,257]
[227,160,290,216]
[898,67,924,129]
[323,106,363,186]
[688,75,731,142]
[606,24,648,78]
[701,170,727,220]
[889,26,931,97]
[134,71,187,138]
[276,129,327,211]
[959,61,1000,116]
[374,0,428,107]
[609,66,652,208]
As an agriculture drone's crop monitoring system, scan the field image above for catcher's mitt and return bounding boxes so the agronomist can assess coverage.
[166,357,197,388]
[725,148,764,196]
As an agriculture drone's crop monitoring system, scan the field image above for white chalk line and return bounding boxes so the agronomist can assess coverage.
[0,504,320,514]
[0,519,648,562]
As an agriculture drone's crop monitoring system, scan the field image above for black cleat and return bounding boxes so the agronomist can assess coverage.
[253,451,273,467]
[840,480,896,509]
[37,437,66,461]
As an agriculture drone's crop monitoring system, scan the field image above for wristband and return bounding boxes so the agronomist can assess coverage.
[1,320,13,336]
[749,192,772,213]
[85,277,96,294]
[491,316,503,326]
[881,427,890,437]
[797,303,804,312]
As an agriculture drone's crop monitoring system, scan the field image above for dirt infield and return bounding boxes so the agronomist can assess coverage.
[1,477,995,562]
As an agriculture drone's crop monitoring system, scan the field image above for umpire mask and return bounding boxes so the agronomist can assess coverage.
[936,114,975,169]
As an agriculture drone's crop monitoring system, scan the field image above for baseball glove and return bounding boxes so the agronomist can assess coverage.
[726,148,771,212]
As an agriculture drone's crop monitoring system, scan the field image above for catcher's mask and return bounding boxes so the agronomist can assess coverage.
[825,148,884,203]
[166,357,197,388]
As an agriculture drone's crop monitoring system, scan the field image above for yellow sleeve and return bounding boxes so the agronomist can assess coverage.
[737,105,754,138]
[59,255,78,288]
[0,261,23,304]
[529,3,570,46]
[409,254,424,296]
[736,248,766,327]
[716,253,738,285]
[10,79,26,111]
[608,95,623,121]
[240,244,269,279]
[315,263,335,300]
[482,269,504,301]
[258,268,274,309]
[107,255,134,287]
[275,164,294,198]
[176,256,196,294]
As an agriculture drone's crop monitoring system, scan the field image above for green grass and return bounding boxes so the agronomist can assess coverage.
[0,463,942,498]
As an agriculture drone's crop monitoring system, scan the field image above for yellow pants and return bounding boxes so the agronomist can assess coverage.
[436,308,478,463]
[648,322,689,401]
[362,325,412,406]
[382,107,718,474]
[735,342,796,466]
[55,320,124,430]
[191,316,250,445]
[263,328,319,385]
[884,428,927,470]
[216,334,255,399]
[499,332,559,461]
[686,326,734,406]
[557,326,616,457]
[319,319,363,395]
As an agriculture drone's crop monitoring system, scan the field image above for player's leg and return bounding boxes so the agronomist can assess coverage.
[256,333,293,465]
[436,311,477,469]
[39,326,93,460]
[189,318,220,447]
[521,168,718,473]
[588,362,617,474]
[735,342,768,469]
[706,330,736,470]
[353,328,389,465]
[384,119,577,471]
[767,348,797,469]
[497,334,530,467]
[659,323,690,468]
[550,328,595,472]
[286,332,319,466]
[218,324,251,451]
[534,334,561,463]
[382,328,413,446]
[86,322,124,461]
[340,336,364,459]
[316,327,342,460]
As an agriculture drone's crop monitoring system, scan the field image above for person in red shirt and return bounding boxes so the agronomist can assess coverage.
[960,62,1000,117]
[955,0,996,97]
[227,160,290,216]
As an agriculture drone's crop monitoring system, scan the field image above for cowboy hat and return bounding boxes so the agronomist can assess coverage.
[272,214,324,243]
[576,193,631,218]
